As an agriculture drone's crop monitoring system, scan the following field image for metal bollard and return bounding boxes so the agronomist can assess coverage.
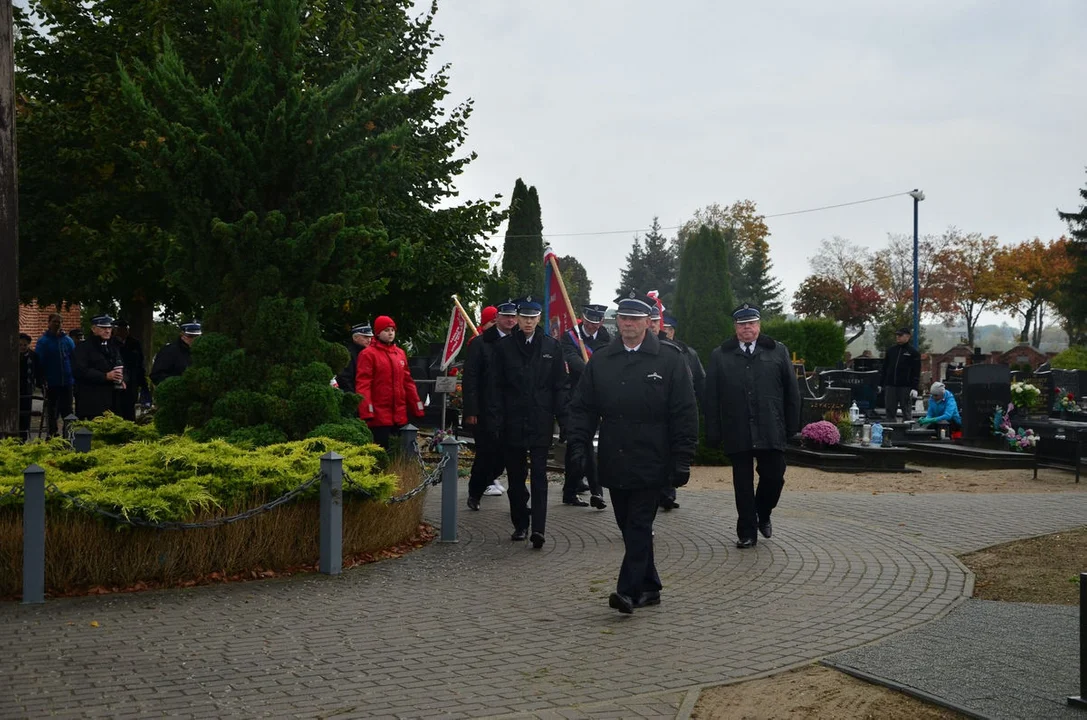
[1070,572,1087,709]
[319,451,343,576]
[72,428,92,453]
[399,424,419,458]
[439,437,460,543]
[22,465,46,605]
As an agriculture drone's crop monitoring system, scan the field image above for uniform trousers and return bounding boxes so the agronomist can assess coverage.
[609,486,662,599]
[467,429,505,500]
[504,446,549,534]
[562,444,602,500]
[884,386,913,421]
[729,449,786,540]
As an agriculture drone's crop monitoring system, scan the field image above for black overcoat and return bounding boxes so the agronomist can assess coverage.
[149,338,192,386]
[461,325,502,422]
[567,332,698,490]
[486,328,568,448]
[73,338,127,419]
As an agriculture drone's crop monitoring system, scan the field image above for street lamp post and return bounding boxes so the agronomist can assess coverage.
[909,189,925,350]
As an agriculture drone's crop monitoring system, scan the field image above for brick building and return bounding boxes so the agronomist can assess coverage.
[926,342,1056,380]
[18,301,82,348]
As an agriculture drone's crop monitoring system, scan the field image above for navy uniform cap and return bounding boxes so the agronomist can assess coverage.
[69,328,84,338]
[496,299,518,316]
[649,304,661,320]
[895,327,912,336]
[90,315,114,328]
[515,296,542,317]
[581,304,608,323]
[351,323,374,336]
[181,321,203,336]
[732,303,761,324]
[662,313,677,328]
[613,290,653,317]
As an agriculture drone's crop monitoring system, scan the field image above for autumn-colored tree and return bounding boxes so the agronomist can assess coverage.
[990,238,1074,346]
[932,231,1001,347]
[869,230,954,315]
[792,276,882,346]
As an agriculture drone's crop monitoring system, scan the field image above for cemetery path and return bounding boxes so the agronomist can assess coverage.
[2,486,1085,719]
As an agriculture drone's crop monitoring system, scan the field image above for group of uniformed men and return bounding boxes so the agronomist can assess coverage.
[458,291,800,614]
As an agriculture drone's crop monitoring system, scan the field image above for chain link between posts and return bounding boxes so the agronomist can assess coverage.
[343,439,450,505]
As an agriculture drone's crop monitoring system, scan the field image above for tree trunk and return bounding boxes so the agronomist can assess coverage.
[0,2,19,439]
[126,298,155,367]
[1031,305,1044,348]
[1019,308,1033,344]
[845,324,866,346]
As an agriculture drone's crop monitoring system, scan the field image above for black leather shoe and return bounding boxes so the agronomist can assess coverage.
[466,496,480,511]
[530,532,545,549]
[633,591,661,608]
[608,592,634,614]
[563,497,589,507]
[660,498,679,511]
[590,495,607,510]
[576,481,591,494]
[735,537,757,549]
[758,519,772,538]
[511,528,528,541]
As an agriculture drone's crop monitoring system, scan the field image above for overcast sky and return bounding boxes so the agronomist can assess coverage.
[424,0,1087,320]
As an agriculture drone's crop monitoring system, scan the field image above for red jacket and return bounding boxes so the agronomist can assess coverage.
[355,341,424,427]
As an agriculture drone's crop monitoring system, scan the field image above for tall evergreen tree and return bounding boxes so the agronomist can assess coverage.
[741,241,784,316]
[616,237,647,295]
[616,217,677,305]
[673,225,735,363]
[497,178,544,298]
[1057,170,1087,344]
[558,255,592,311]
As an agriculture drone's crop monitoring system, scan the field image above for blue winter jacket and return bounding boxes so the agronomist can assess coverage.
[35,331,76,388]
[925,390,962,424]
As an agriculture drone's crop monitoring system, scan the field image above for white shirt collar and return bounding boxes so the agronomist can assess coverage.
[625,342,642,353]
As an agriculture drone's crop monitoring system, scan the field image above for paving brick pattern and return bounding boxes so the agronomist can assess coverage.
[2,486,1085,718]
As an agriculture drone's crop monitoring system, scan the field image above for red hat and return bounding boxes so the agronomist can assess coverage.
[373,315,396,335]
[480,306,498,326]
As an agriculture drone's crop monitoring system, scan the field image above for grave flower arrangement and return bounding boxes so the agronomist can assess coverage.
[1009,381,1041,412]
[992,405,1038,452]
[801,420,841,449]
[1054,388,1081,414]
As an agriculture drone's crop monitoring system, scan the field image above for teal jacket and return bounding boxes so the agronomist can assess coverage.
[926,390,961,424]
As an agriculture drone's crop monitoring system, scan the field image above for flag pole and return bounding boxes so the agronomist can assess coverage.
[546,254,588,363]
[451,295,479,336]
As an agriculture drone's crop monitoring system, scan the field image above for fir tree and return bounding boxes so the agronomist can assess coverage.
[1057,170,1087,344]
[741,241,784,316]
[616,238,647,295]
[673,225,735,363]
[558,255,592,311]
[616,217,677,305]
[498,178,544,298]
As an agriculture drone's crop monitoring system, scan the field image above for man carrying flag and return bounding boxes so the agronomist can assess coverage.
[561,303,611,508]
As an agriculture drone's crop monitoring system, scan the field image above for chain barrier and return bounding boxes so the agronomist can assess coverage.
[349,447,449,506]
[42,471,322,531]
[0,485,23,499]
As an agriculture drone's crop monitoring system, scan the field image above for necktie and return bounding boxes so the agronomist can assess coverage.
[745,344,752,356]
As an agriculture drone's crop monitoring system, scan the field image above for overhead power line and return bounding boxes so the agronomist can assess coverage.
[497,190,916,239]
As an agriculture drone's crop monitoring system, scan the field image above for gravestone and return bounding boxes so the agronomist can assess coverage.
[820,369,881,414]
[961,363,1010,440]
[852,357,883,374]
[1050,369,1085,416]
[1028,369,1051,414]
[801,387,852,427]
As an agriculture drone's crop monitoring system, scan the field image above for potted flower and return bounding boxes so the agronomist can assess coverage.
[1054,387,1082,420]
[1009,381,1041,418]
[800,420,841,450]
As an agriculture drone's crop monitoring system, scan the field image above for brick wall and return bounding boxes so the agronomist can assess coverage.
[18,301,83,349]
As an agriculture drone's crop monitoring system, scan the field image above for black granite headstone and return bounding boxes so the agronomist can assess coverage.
[961,363,1010,439]
[1050,369,1084,416]
[801,387,852,427]
[1027,370,1051,414]
[820,369,881,413]
[852,357,883,374]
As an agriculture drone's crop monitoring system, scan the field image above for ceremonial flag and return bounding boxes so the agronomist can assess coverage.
[439,303,469,370]
[543,248,576,339]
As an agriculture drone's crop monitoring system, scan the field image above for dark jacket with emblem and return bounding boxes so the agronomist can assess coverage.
[487,328,568,448]
[73,337,127,420]
[567,331,698,490]
[561,322,612,390]
[461,324,504,423]
[704,334,801,455]
[880,343,920,389]
[150,337,192,386]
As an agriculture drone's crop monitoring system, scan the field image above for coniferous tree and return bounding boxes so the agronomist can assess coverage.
[558,255,592,311]
[673,225,735,363]
[1057,171,1087,344]
[498,178,544,298]
[741,241,784,316]
[616,217,678,305]
[616,238,647,295]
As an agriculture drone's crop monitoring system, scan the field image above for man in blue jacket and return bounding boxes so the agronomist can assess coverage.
[918,381,961,430]
[35,313,76,437]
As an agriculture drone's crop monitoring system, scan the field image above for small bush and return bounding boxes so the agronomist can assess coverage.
[227,424,288,448]
[76,413,159,446]
[307,420,373,446]
[1051,346,1087,370]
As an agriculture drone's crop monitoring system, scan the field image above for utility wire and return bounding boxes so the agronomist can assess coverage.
[497,190,915,239]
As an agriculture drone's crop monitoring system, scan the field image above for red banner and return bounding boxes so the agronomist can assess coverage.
[440,304,468,370]
[544,250,576,340]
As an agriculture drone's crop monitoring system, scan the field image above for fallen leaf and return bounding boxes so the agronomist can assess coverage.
[89,621,99,628]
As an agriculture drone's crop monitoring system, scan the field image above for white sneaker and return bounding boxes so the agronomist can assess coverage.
[483,483,504,496]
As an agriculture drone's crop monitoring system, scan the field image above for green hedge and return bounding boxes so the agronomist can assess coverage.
[0,418,394,523]
[1051,345,1087,370]
[760,317,846,368]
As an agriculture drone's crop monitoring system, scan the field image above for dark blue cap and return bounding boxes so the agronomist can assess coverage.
[515,296,542,317]
[181,321,203,336]
[662,313,677,328]
[90,315,114,328]
[613,290,653,317]
[582,304,608,323]
[649,304,661,320]
[732,303,760,324]
[351,323,374,336]
[496,299,518,316]
[113,318,129,328]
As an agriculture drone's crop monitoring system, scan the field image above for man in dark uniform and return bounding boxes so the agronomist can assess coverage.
[463,302,518,510]
[880,327,921,421]
[486,297,568,550]
[567,291,698,613]
[335,323,373,393]
[560,303,611,509]
[150,322,201,386]
[704,304,801,549]
[111,319,147,421]
[656,312,705,511]
[73,315,128,420]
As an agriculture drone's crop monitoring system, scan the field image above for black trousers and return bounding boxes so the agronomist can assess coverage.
[884,386,913,421]
[44,386,73,437]
[729,449,786,540]
[562,444,602,500]
[116,386,139,422]
[370,425,403,450]
[467,429,505,500]
[609,486,662,599]
[504,446,549,534]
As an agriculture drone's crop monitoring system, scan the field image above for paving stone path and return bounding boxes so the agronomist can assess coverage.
[2,486,1085,719]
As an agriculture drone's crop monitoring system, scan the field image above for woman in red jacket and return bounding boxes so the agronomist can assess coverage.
[355,315,425,447]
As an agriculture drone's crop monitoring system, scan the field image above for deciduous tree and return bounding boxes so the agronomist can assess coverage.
[990,238,1073,346]
[932,231,1001,347]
